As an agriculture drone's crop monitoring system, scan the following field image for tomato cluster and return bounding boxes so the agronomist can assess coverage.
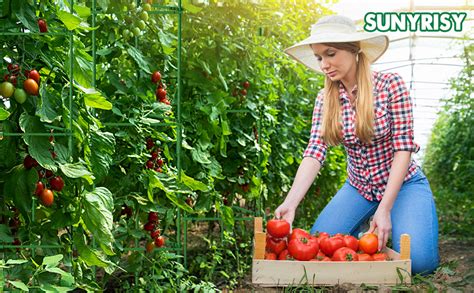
[145,137,164,172]
[144,211,165,252]
[151,70,171,105]
[231,80,250,101]
[24,154,65,207]
[0,63,41,104]
[264,219,389,262]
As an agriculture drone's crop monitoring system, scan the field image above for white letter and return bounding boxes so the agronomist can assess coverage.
[406,13,420,31]
[440,13,451,31]
[450,13,466,31]
[364,13,377,32]
[420,14,433,31]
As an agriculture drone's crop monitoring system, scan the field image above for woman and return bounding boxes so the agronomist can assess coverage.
[275,15,439,275]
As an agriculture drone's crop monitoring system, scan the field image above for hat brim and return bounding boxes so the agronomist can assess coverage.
[284,33,389,73]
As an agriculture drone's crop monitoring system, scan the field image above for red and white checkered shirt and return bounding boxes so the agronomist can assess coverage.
[303,71,420,202]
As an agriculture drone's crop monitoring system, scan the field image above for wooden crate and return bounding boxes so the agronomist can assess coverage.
[252,217,412,287]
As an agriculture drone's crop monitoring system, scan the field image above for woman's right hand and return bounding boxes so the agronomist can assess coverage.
[274,201,297,227]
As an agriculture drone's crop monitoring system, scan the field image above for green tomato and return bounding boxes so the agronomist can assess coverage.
[140,11,149,21]
[0,81,14,98]
[13,88,27,104]
[128,2,136,10]
[132,27,141,37]
[122,29,131,39]
[143,3,152,11]
[124,15,133,24]
[137,20,146,30]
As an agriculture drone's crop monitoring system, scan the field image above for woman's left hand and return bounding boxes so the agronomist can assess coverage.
[367,207,392,251]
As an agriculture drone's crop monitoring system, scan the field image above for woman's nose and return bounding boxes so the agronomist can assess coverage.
[320,59,330,70]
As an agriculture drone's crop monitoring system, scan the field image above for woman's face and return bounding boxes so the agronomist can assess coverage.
[311,44,357,83]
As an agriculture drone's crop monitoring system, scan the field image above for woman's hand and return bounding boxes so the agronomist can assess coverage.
[367,207,392,251]
[274,201,297,228]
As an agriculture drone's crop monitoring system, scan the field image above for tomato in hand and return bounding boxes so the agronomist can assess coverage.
[359,233,379,254]
[288,236,319,261]
[266,219,290,238]
[332,247,358,261]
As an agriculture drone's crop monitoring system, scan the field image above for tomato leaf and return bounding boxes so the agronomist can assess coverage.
[216,203,234,228]
[79,87,113,110]
[180,171,209,191]
[36,85,61,123]
[42,254,63,268]
[12,2,37,32]
[66,47,94,88]
[7,280,28,291]
[84,130,115,182]
[81,187,115,256]
[127,46,151,74]
[19,113,57,172]
[0,224,14,243]
[182,0,205,13]
[4,166,36,222]
[58,161,94,184]
[74,233,115,268]
[57,11,82,30]
[0,108,10,120]
[0,120,17,169]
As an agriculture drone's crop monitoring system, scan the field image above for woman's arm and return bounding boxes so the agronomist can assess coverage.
[275,157,322,225]
[368,150,411,250]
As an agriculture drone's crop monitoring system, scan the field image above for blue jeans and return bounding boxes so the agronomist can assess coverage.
[310,169,439,275]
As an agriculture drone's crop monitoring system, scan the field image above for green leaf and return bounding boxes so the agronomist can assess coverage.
[191,147,211,164]
[3,166,35,221]
[96,0,110,11]
[58,161,94,184]
[127,46,151,74]
[74,4,91,18]
[216,64,228,91]
[67,48,93,88]
[182,0,204,13]
[19,113,57,171]
[8,280,28,291]
[180,171,208,191]
[6,259,28,265]
[81,187,115,255]
[218,204,234,228]
[0,120,17,168]
[0,224,13,243]
[13,2,37,32]
[36,85,61,123]
[42,254,63,268]
[74,233,114,268]
[84,130,115,182]
[57,10,82,30]
[0,108,10,120]
[158,30,176,55]
[76,85,112,110]
[165,192,194,213]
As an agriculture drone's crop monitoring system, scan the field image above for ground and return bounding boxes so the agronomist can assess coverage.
[230,237,474,292]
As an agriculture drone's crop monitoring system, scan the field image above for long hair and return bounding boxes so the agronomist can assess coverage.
[319,42,374,146]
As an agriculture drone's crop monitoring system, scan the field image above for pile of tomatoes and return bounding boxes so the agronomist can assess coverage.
[265,219,389,262]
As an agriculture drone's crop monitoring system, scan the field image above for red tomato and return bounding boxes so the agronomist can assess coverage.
[359,233,378,254]
[372,252,388,261]
[49,176,64,192]
[28,70,40,83]
[156,87,167,101]
[154,236,165,247]
[151,71,161,83]
[319,256,331,261]
[315,250,326,260]
[332,247,359,261]
[319,236,345,257]
[40,189,54,206]
[343,235,359,251]
[264,252,277,260]
[265,236,287,255]
[24,78,39,96]
[38,19,48,32]
[266,219,290,238]
[289,228,310,242]
[35,181,44,196]
[278,249,292,260]
[357,253,374,261]
[315,231,330,241]
[287,236,319,261]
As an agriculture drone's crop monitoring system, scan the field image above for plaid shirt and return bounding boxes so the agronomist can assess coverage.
[303,71,420,202]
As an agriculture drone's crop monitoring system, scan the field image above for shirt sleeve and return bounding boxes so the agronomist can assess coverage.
[303,92,328,165]
[387,73,420,153]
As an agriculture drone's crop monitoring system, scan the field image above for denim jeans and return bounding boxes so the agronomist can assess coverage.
[310,169,440,275]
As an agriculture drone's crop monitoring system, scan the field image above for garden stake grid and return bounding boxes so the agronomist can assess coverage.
[1,0,266,289]
[0,0,76,287]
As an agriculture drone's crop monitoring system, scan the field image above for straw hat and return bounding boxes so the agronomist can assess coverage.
[284,15,389,73]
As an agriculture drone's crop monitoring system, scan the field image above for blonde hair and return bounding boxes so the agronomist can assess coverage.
[319,42,374,146]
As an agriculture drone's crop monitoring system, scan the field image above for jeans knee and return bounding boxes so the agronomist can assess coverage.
[412,255,439,275]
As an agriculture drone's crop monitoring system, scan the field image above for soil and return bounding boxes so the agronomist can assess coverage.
[228,237,474,292]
